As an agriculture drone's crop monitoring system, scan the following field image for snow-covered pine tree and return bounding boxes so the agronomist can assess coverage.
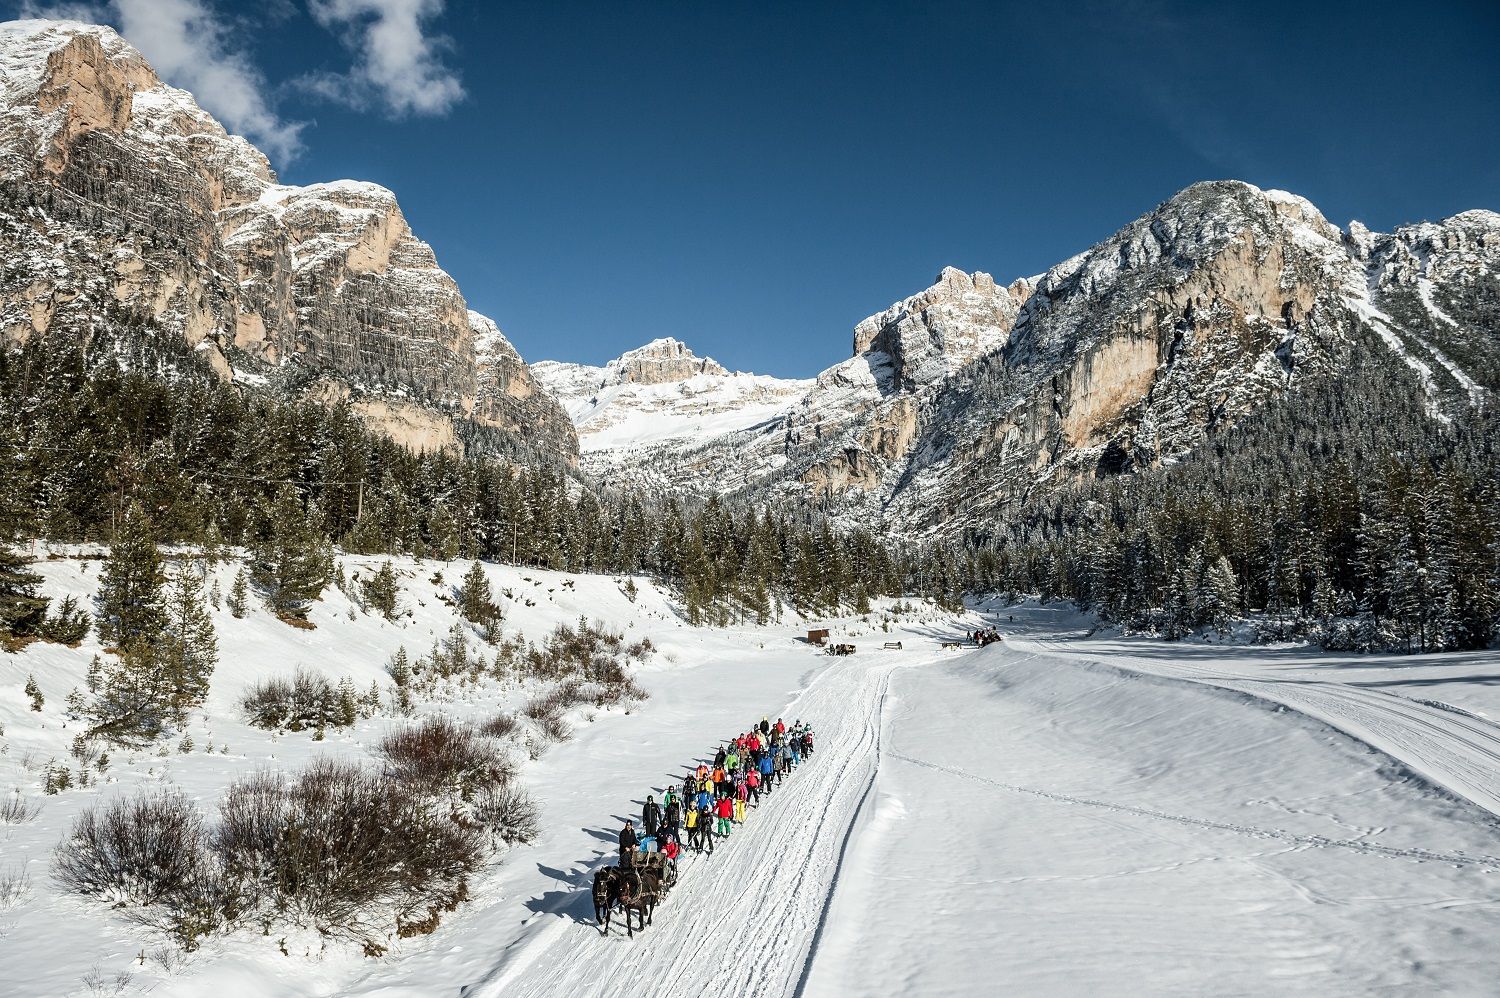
[456,561,501,628]
[0,539,49,642]
[226,566,249,618]
[94,503,166,649]
[361,561,401,621]
[157,562,219,718]
[250,487,334,623]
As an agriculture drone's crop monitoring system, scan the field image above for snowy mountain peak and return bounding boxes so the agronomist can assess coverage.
[850,266,1033,387]
[606,337,730,384]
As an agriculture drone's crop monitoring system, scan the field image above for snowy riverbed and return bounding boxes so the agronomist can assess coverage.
[4,562,1500,997]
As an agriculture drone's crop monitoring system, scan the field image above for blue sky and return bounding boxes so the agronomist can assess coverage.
[9,1,1500,376]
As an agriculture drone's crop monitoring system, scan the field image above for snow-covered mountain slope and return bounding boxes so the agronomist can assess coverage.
[569,183,1497,534]
[533,338,813,460]
[0,19,576,463]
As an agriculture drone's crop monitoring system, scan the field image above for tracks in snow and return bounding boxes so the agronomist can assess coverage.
[1021,637,1500,821]
[467,658,898,998]
[888,751,1500,871]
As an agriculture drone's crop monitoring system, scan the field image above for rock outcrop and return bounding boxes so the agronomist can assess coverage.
[550,182,1495,534]
[0,19,577,464]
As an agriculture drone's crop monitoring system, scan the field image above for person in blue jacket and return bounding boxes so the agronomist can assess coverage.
[758,751,774,794]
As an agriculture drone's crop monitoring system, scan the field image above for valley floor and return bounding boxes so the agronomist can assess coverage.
[4,570,1500,997]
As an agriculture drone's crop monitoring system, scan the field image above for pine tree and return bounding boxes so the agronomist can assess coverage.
[25,673,43,711]
[387,645,414,715]
[361,561,402,621]
[39,594,90,645]
[95,503,166,649]
[456,560,501,628]
[336,676,359,727]
[157,563,218,717]
[227,567,248,617]
[0,540,48,641]
[250,488,334,622]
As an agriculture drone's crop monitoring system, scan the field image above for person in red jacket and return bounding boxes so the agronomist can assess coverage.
[715,795,734,837]
[774,718,786,735]
[662,834,681,879]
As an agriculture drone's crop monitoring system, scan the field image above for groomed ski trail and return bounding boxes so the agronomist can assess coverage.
[1017,635,1500,819]
[466,654,906,998]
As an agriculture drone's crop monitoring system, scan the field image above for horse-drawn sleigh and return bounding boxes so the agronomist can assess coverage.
[592,852,677,936]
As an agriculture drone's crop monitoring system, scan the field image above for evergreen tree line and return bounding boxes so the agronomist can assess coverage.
[953,349,1499,652]
[0,327,946,638]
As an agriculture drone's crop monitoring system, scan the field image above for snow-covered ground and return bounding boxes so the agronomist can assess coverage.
[5,573,1500,997]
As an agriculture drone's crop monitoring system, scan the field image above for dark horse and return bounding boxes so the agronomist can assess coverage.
[592,867,620,934]
[608,868,660,938]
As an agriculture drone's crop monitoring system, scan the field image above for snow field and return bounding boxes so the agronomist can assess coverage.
[807,607,1500,996]
[1,547,960,997]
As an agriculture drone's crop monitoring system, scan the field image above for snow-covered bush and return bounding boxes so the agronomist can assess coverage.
[472,784,540,846]
[241,669,363,732]
[477,712,519,739]
[52,790,222,943]
[379,716,514,803]
[215,759,483,940]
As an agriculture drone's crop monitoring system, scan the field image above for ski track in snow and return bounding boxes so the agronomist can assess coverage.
[886,751,1500,871]
[466,656,904,998]
[1022,637,1500,821]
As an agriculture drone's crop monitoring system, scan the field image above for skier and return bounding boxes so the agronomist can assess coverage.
[775,717,786,735]
[746,767,761,805]
[760,716,770,736]
[714,745,727,768]
[618,819,638,868]
[642,794,661,838]
[759,750,774,791]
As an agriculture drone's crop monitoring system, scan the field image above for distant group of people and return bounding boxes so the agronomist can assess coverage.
[616,715,816,878]
[972,628,1004,646]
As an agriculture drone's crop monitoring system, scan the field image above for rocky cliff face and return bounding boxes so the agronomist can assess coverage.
[0,19,576,464]
[556,182,1495,534]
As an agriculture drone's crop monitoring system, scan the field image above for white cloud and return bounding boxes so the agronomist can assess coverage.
[19,0,305,165]
[17,1,111,21]
[304,0,464,117]
[113,0,305,162]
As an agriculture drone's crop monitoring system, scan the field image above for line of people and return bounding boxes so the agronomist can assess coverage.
[617,715,816,878]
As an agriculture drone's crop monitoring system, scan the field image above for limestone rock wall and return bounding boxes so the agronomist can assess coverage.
[0,19,577,465]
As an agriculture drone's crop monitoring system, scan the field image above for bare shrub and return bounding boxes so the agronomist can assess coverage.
[0,793,41,825]
[537,713,571,743]
[380,717,514,802]
[217,759,483,939]
[477,712,518,739]
[52,790,221,941]
[0,865,32,910]
[473,784,541,846]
